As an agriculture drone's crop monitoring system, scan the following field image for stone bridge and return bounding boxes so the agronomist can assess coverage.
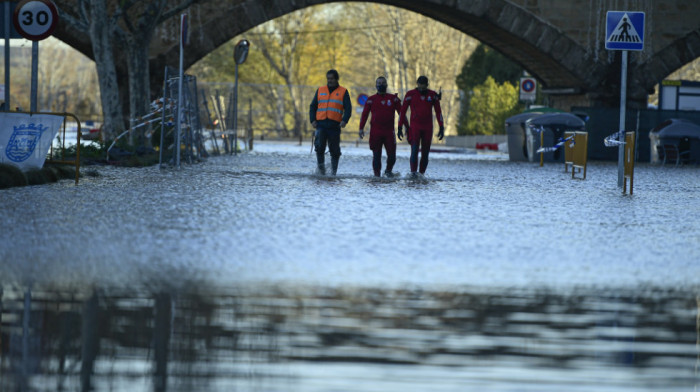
[53,0,700,109]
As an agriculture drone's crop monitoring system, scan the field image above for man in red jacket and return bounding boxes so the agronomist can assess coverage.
[358,76,407,177]
[398,76,444,176]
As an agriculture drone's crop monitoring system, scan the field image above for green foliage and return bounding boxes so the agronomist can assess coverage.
[462,77,523,135]
[456,44,523,91]
[456,44,525,135]
[0,163,28,189]
[25,168,50,185]
[50,141,109,161]
[0,163,78,189]
[48,165,77,179]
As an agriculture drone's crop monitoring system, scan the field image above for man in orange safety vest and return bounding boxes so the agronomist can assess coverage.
[309,69,352,175]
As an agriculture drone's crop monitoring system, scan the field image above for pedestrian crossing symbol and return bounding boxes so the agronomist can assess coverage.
[605,11,644,51]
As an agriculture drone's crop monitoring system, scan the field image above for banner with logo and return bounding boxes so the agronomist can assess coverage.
[0,112,64,170]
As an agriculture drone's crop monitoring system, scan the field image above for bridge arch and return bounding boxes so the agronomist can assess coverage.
[50,0,700,110]
[633,29,700,95]
[149,0,598,93]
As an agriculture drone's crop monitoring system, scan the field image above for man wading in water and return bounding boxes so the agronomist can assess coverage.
[358,76,407,177]
[399,75,444,177]
[309,69,352,176]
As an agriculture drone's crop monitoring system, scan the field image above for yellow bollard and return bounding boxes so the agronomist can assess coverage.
[564,131,575,172]
[571,131,588,180]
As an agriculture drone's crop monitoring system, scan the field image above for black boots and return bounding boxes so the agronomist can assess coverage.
[316,153,339,176]
[330,156,339,176]
[316,152,326,175]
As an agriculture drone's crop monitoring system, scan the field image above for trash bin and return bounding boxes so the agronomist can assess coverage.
[526,113,586,163]
[525,123,554,162]
[649,118,700,164]
[505,112,544,161]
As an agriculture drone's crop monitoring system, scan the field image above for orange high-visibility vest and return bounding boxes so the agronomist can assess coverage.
[316,85,347,122]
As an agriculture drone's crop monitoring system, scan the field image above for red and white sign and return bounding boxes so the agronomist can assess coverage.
[519,77,537,102]
[12,0,58,41]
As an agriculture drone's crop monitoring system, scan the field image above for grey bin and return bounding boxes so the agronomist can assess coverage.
[505,112,545,161]
[649,118,700,164]
[526,125,554,162]
[525,113,586,163]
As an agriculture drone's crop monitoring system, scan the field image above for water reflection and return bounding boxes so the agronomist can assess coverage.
[2,142,700,390]
[1,283,698,391]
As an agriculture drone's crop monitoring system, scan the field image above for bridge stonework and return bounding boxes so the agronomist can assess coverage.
[53,0,700,110]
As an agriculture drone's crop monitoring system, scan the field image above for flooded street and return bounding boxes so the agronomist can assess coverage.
[1,141,700,391]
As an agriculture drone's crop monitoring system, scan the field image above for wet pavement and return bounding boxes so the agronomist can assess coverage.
[1,140,699,391]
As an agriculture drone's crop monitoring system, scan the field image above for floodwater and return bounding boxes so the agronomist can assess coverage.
[1,141,699,391]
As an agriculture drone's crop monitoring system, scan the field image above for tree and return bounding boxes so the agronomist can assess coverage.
[250,8,314,139]
[58,0,200,145]
[191,3,478,139]
[115,0,198,146]
[58,0,124,141]
[330,3,478,137]
[191,5,359,139]
[463,77,521,135]
[456,43,523,135]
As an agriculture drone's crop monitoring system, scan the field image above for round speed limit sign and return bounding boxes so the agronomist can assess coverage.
[13,0,59,41]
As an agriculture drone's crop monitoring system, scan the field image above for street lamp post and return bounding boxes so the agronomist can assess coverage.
[232,39,250,155]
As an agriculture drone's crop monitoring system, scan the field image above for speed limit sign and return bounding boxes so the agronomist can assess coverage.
[13,0,58,41]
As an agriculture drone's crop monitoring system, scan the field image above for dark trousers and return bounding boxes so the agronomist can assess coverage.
[371,133,397,176]
[314,126,341,174]
[410,129,432,173]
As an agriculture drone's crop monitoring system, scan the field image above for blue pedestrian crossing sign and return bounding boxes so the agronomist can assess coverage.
[605,11,644,51]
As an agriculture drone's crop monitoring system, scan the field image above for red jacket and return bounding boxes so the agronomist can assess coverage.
[398,89,443,131]
[359,93,406,133]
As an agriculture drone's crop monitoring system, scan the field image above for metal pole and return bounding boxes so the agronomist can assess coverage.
[233,62,239,155]
[539,130,544,167]
[248,98,253,151]
[30,41,38,112]
[21,288,31,390]
[4,1,10,110]
[617,51,628,187]
[159,67,168,169]
[176,16,185,169]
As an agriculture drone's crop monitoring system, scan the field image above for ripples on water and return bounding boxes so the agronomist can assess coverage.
[1,141,699,391]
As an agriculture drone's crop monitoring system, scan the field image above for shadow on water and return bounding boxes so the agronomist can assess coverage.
[1,282,699,392]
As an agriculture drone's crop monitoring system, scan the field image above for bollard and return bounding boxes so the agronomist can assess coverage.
[564,131,575,172]
[571,131,588,180]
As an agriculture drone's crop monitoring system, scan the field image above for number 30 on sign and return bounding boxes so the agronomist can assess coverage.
[12,0,58,41]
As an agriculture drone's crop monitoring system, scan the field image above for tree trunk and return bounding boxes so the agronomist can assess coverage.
[126,37,152,146]
[284,81,304,138]
[88,0,124,142]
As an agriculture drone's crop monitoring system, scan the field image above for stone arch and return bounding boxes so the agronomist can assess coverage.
[49,0,700,109]
[633,29,700,96]
[146,0,600,92]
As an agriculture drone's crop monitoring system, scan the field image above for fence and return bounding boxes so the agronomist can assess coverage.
[572,106,700,162]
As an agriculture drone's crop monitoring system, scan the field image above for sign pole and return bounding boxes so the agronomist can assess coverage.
[4,1,10,110]
[605,10,643,189]
[617,50,627,187]
[30,40,38,112]
[233,61,238,155]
